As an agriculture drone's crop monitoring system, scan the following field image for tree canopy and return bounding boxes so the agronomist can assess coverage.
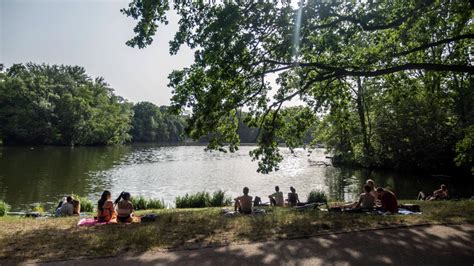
[122,0,473,173]
[0,63,133,145]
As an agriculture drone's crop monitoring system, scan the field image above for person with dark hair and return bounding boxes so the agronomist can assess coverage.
[377,187,398,213]
[287,186,301,207]
[115,192,135,223]
[97,190,117,223]
[354,185,376,209]
[234,187,253,214]
[57,196,74,216]
[417,184,449,201]
[269,186,284,206]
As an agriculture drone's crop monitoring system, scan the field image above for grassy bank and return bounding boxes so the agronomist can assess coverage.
[0,200,473,262]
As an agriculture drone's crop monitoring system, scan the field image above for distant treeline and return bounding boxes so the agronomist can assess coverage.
[0,63,262,145]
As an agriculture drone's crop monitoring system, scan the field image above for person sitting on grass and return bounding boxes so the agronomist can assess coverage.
[234,187,253,214]
[340,185,375,211]
[366,179,378,199]
[269,186,284,206]
[72,199,81,215]
[288,186,301,207]
[97,190,117,223]
[417,184,448,201]
[376,187,398,214]
[56,196,74,216]
[354,184,376,209]
[115,192,135,223]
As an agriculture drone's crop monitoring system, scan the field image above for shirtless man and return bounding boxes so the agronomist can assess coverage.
[234,187,253,214]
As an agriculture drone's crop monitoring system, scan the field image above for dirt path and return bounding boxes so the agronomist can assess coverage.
[39,224,473,265]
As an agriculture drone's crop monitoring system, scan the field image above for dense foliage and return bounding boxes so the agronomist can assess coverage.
[131,195,166,210]
[131,102,187,142]
[0,63,133,145]
[0,64,192,146]
[123,0,473,173]
[175,190,232,208]
[306,190,328,204]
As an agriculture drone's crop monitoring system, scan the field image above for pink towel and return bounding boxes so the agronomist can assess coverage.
[77,218,107,227]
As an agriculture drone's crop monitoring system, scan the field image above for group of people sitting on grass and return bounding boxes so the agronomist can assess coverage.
[60,182,450,219]
[96,190,137,223]
[339,179,399,213]
[233,186,314,215]
[340,180,449,214]
[55,196,80,216]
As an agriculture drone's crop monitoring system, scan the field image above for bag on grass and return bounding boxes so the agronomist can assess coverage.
[141,214,159,222]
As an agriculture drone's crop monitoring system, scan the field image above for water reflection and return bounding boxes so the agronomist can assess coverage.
[0,145,472,211]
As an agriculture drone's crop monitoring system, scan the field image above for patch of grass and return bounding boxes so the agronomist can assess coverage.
[0,200,472,262]
[131,196,165,210]
[307,190,328,203]
[0,201,9,216]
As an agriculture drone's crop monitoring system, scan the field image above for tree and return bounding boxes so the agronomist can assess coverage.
[0,63,133,145]
[123,0,473,173]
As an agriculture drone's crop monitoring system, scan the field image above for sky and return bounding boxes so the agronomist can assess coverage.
[1,0,194,106]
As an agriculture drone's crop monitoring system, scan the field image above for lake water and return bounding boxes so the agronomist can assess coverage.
[0,145,472,211]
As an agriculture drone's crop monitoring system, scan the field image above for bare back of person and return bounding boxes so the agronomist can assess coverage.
[237,195,253,214]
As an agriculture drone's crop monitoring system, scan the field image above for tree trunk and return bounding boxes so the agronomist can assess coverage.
[356,77,371,163]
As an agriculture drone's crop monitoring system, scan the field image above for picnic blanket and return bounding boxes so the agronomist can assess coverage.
[77,218,111,227]
[77,216,142,227]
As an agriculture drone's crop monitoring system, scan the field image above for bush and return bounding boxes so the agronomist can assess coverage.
[0,201,10,216]
[130,196,165,210]
[146,198,166,209]
[209,190,232,207]
[175,192,210,208]
[307,190,328,204]
[78,196,95,212]
[175,191,232,208]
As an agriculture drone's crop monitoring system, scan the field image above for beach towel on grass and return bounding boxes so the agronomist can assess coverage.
[77,216,141,227]
[77,218,108,227]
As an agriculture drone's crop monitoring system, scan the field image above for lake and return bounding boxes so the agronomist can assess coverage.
[0,144,472,211]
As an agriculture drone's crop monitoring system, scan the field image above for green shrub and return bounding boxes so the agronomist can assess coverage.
[175,191,232,208]
[209,190,232,207]
[130,196,165,210]
[0,201,10,216]
[307,190,328,204]
[78,196,95,212]
[175,192,210,208]
[146,198,165,209]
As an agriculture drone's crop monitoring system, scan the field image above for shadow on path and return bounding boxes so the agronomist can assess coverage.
[44,224,474,266]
